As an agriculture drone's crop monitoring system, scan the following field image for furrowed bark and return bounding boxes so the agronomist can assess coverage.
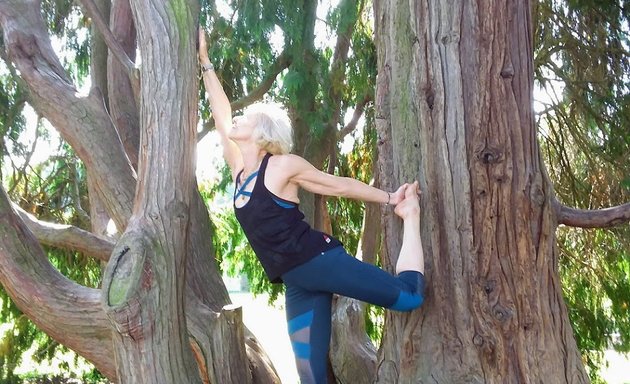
[100,0,201,382]
[373,0,588,382]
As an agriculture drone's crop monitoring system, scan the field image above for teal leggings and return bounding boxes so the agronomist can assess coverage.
[281,246,425,384]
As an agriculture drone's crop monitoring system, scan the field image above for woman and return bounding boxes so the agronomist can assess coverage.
[199,29,425,384]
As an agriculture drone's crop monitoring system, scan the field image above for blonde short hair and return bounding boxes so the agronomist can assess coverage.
[244,102,293,155]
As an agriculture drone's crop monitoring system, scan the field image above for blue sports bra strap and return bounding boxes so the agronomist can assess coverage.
[239,171,259,191]
[234,170,259,201]
[233,170,244,198]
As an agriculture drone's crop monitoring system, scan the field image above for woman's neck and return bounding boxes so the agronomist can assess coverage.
[239,144,267,175]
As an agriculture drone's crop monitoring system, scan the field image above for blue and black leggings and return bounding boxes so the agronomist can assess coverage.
[281,246,425,384]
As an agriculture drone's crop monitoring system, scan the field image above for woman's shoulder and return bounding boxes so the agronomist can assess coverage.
[267,153,311,178]
[268,153,305,167]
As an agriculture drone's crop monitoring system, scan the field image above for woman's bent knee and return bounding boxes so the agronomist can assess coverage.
[389,291,424,312]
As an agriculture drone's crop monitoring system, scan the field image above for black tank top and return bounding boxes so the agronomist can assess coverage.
[234,153,342,283]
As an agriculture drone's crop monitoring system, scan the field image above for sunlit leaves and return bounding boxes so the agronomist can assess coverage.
[0,74,27,173]
[558,225,630,382]
[41,0,91,86]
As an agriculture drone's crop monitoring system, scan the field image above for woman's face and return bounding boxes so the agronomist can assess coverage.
[229,113,257,142]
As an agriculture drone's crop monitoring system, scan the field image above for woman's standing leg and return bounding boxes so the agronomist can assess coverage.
[285,283,333,384]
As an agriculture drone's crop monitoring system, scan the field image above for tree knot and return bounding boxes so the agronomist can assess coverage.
[477,146,503,164]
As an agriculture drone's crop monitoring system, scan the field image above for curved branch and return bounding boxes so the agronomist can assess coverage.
[77,0,138,84]
[230,51,291,111]
[12,203,114,262]
[555,199,630,228]
[338,92,373,140]
[0,188,115,379]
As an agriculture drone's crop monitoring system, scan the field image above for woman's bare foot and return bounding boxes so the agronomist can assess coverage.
[394,181,421,220]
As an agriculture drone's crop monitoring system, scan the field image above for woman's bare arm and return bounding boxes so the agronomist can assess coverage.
[283,154,407,205]
[198,28,242,180]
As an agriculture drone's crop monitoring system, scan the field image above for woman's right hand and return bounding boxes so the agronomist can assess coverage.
[389,183,409,206]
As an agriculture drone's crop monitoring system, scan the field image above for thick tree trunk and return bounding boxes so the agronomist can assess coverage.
[99,1,201,382]
[374,1,588,383]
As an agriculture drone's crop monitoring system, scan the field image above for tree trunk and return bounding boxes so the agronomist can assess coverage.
[373,1,588,383]
[99,1,201,382]
[107,0,140,170]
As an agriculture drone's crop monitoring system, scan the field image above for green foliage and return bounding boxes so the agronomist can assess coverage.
[558,226,630,383]
[0,313,38,383]
[40,0,91,87]
[0,72,27,175]
[211,204,284,302]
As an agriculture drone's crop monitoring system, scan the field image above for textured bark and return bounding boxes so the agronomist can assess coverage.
[99,1,203,382]
[106,0,140,170]
[373,1,588,383]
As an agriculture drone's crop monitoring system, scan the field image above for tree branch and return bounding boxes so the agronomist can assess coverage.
[12,203,114,262]
[0,0,136,230]
[230,51,291,111]
[338,92,372,140]
[0,187,115,379]
[77,0,139,89]
[555,199,630,228]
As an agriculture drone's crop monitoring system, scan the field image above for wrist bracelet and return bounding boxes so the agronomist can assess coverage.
[387,192,391,205]
[202,63,214,73]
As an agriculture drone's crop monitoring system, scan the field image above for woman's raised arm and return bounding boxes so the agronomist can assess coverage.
[198,28,243,180]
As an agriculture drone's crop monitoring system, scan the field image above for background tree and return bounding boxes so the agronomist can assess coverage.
[534,2,630,380]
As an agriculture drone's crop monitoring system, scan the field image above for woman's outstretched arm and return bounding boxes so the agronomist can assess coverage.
[198,28,242,180]
[283,154,408,205]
